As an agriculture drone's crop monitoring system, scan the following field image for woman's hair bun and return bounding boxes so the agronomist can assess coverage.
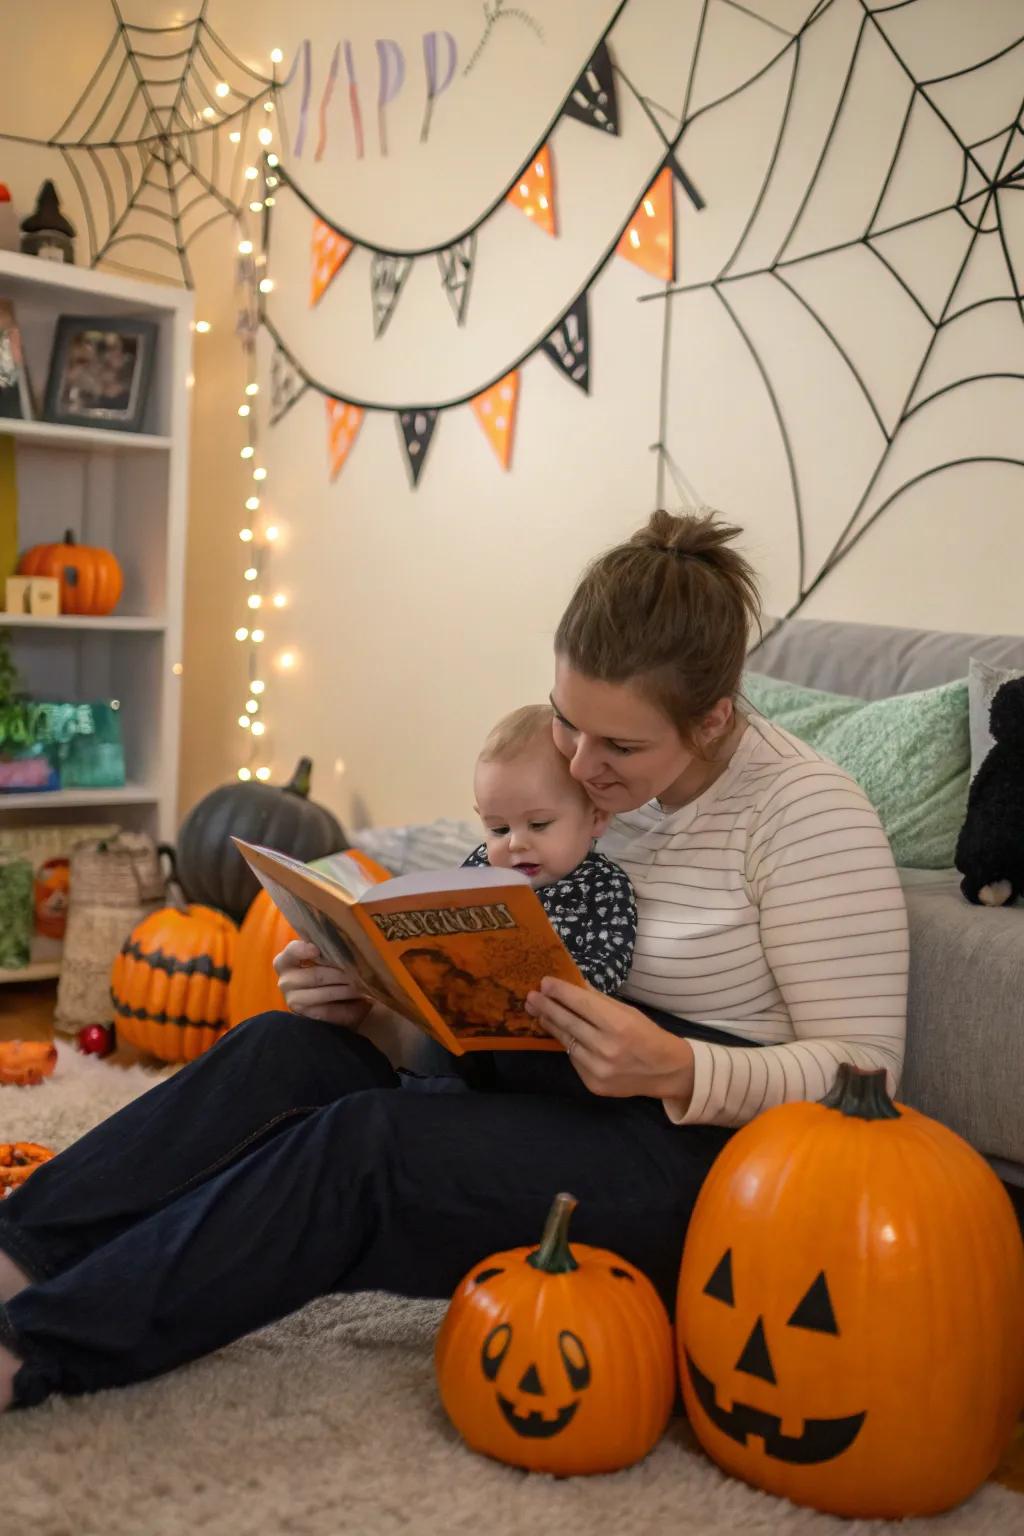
[630,508,742,566]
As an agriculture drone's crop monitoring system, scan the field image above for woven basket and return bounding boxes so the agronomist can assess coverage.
[54,832,167,1033]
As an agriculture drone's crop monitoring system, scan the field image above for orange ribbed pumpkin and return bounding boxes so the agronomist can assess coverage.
[676,1065,1024,1519]
[436,1192,675,1475]
[227,888,298,1028]
[110,904,237,1062]
[18,529,123,615]
[0,1142,55,1199]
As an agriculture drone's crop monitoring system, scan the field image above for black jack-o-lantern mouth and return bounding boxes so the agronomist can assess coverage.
[481,1322,591,1440]
[684,1351,866,1465]
[685,1248,867,1466]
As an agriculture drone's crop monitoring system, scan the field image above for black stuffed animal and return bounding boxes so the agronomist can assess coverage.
[955,675,1024,906]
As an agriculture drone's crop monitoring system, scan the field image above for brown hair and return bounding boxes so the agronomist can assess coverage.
[478,704,557,764]
[554,509,761,740]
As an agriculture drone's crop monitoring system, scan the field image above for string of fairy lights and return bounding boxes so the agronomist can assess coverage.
[195,46,293,784]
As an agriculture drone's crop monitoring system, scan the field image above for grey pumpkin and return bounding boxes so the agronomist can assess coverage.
[175,757,347,923]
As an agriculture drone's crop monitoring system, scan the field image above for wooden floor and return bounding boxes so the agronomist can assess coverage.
[2,979,1023,1496]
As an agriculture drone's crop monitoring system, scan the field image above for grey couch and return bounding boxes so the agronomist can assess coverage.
[354,616,1024,1185]
[754,615,1024,1186]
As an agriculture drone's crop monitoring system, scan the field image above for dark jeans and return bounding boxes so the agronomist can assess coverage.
[0,1008,750,1407]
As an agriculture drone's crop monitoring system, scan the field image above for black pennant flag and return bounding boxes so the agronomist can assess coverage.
[269,344,309,425]
[437,234,476,325]
[541,293,590,393]
[397,409,439,487]
[371,254,412,337]
[563,41,619,135]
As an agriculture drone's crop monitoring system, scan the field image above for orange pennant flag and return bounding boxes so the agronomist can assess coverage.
[506,143,557,237]
[311,218,354,306]
[616,165,675,282]
[471,371,519,470]
[326,399,364,481]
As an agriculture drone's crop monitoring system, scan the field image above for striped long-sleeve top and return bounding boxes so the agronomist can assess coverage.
[597,711,908,1128]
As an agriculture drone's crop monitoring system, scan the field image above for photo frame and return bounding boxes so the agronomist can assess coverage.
[0,300,34,421]
[43,314,157,433]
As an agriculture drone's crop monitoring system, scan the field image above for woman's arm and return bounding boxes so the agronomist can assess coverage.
[663,768,908,1127]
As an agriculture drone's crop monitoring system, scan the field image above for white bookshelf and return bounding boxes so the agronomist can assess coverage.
[0,249,192,981]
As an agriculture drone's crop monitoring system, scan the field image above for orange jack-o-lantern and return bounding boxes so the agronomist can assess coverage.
[676,1065,1024,1519]
[34,856,70,939]
[436,1192,675,1476]
[0,1142,55,1198]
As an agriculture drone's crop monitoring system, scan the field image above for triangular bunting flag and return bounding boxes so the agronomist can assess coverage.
[310,218,353,307]
[371,254,412,337]
[471,371,519,470]
[269,345,308,425]
[506,144,556,237]
[325,398,364,482]
[437,234,476,325]
[563,40,619,134]
[397,409,439,487]
[541,294,590,393]
[616,165,675,282]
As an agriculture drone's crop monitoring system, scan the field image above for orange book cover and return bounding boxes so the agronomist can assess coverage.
[233,840,583,1054]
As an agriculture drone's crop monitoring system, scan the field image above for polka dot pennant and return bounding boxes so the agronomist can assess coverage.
[471,371,520,470]
[397,409,439,487]
[506,143,557,237]
[325,398,364,481]
[311,217,354,307]
[616,165,675,282]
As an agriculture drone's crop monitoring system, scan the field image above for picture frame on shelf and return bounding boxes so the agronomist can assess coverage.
[43,314,157,433]
[0,299,34,420]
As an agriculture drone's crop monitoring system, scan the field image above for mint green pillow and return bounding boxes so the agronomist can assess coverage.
[742,673,970,869]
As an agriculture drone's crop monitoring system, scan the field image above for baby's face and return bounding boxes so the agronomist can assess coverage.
[474,747,608,889]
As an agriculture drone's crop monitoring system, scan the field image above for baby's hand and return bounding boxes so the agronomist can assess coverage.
[273,939,374,1028]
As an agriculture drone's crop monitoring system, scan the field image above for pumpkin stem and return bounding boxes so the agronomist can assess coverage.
[63,529,75,545]
[821,1063,901,1120]
[527,1192,580,1274]
[285,758,313,799]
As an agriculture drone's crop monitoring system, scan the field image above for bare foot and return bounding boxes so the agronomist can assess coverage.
[0,1342,20,1411]
[0,1249,30,1304]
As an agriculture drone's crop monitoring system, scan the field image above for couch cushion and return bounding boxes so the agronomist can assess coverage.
[752,616,1024,700]
[742,672,970,868]
[350,817,478,877]
[901,875,1024,1168]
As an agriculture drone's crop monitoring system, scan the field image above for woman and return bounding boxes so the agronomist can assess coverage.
[0,511,907,1409]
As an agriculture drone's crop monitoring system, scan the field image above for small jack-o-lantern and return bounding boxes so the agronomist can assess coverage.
[677,1065,1024,1519]
[436,1192,675,1476]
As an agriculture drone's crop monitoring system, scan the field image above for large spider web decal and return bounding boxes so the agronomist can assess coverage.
[643,0,1024,630]
[2,0,276,285]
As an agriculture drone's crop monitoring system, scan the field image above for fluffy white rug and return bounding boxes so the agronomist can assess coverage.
[1,1045,1021,1536]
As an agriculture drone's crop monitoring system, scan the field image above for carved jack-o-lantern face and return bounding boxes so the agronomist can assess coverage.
[436,1194,675,1476]
[480,1317,592,1439]
[685,1248,865,1465]
[677,1067,1024,1520]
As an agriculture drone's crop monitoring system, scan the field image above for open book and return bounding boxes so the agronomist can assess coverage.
[234,839,585,1054]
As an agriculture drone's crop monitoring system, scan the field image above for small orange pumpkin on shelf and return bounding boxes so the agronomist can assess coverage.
[110,902,237,1062]
[18,528,123,615]
[436,1192,675,1476]
[0,1142,55,1199]
[676,1064,1024,1519]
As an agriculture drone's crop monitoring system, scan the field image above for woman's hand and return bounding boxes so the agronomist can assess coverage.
[273,939,374,1029]
[526,978,695,1105]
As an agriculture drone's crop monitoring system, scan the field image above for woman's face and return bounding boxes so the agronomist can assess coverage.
[550,657,702,814]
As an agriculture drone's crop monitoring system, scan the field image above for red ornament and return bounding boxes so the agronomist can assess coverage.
[77,1024,114,1057]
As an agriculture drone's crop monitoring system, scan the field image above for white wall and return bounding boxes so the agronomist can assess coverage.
[3,0,1022,831]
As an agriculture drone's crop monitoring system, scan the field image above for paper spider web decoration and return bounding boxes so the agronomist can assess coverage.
[5,0,276,285]
[644,0,1024,631]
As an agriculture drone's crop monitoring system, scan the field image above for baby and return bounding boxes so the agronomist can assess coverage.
[463,704,637,995]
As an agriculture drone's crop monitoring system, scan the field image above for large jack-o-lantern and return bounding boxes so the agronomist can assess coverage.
[436,1192,675,1476]
[677,1065,1024,1519]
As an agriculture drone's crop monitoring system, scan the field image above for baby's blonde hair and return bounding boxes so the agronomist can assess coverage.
[478,704,555,764]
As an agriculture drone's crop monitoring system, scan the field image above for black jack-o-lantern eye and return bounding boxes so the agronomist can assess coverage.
[473,1267,504,1285]
[610,1266,636,1282]
[558,1330,591,1391]
[481,1323,512,1380]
